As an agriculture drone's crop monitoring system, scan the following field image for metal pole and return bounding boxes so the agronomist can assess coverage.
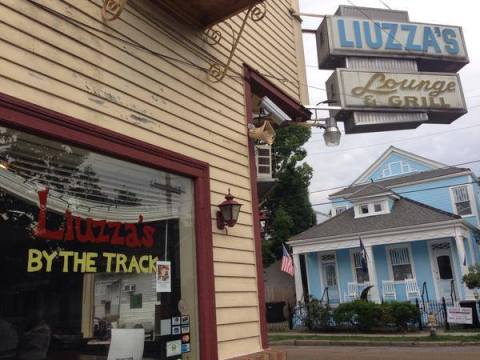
[416,298,423,330]
[442,297,450,330]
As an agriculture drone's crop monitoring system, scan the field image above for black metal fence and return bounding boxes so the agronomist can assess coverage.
[417,297,480,330]
[416,298,455,329]
[292,297,480,331]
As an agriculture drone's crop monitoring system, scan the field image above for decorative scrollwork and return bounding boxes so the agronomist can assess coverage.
[101,0,127,22]
[250,2,267,22]
[204,27,223,46]
[208,63,227,83]
[203,3,268,83]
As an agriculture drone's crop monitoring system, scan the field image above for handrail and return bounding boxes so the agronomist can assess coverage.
[450,279,457,304]
[320,286,330,305]
[421,281,430,309]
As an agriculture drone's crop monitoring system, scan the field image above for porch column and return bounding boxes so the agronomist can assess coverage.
[293,253,303,303]
[455,235,474,300]
[365,245,381,303]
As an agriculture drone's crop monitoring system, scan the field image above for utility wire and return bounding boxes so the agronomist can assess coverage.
[310,180,479,207]
[28,0,479,105]
[308,158,480,195]
[307,121,480,149]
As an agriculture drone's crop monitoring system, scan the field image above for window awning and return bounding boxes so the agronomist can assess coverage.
[245,65,312,122]
[153,0,265,28]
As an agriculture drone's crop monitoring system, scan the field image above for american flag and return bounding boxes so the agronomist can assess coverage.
[281,244,294,276]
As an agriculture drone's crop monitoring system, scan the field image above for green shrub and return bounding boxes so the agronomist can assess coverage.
[302,296,333,331]
[381,301,419,331]
[333,300,382,331]
[463,265,480,289]
[333,300,418,332]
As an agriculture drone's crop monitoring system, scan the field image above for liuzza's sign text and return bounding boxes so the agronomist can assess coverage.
[327,17,467,59]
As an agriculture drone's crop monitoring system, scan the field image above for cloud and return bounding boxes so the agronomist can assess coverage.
[300,0,480,212]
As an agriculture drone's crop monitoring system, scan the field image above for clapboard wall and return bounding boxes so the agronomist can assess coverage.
[0,0,308,358]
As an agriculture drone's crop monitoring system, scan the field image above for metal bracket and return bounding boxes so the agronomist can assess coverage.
[204,3,267,83]
[101,0,128,22]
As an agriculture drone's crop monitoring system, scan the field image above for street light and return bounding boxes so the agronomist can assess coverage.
[322,117,341,147]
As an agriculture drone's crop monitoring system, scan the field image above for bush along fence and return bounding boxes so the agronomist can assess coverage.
[292,296,480,331]
[293,297,420,332]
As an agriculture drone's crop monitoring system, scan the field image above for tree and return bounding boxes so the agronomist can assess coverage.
[262,125,316,266]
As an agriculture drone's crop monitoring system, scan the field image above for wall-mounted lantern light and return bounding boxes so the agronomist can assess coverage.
[216,189,243,230]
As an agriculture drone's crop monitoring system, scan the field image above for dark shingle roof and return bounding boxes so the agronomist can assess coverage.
[290,197,461,242]
[345,183,394,199]
[331,167,469,198]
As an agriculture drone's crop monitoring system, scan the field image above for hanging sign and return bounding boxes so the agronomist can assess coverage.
[334,69,467,112]
[318,16,468,70]
[447,307,473,324]
[156,261,172,293]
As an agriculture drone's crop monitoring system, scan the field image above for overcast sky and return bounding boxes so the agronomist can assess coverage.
[299,0,480,213]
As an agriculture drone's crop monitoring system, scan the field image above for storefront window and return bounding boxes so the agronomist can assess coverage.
[0,126,197,359]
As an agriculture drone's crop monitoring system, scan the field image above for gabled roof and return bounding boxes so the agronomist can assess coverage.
[344,183,397,200]
[352,146,446,185]
[330,167,470,198]
[290,197,461,242]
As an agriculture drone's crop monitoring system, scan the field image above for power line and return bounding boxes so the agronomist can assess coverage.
[310,180,479,207]
[308,158,480,195]
[27,0,480,120]
[307,121,480,150]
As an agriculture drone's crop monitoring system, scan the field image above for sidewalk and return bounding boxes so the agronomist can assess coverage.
[268,331,480,347]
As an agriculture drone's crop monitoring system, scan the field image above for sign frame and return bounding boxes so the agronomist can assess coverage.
[329,68,467,125]
[317,16,469,72]
[446,306,473,325]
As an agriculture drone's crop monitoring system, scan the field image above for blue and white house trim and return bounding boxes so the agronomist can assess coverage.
[290,147,480,305]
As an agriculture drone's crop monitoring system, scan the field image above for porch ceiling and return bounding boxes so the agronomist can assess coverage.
[152,0,265,28]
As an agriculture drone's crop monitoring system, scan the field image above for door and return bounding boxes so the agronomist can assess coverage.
[431,244,457,301]
[322,262,339,302]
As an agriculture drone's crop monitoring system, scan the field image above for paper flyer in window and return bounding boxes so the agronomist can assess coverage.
[156,260,171,293]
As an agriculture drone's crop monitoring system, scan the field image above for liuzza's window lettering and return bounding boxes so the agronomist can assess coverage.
[0,127,196,359]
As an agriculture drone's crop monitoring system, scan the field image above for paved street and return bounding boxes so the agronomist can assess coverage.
[273,345,480,360]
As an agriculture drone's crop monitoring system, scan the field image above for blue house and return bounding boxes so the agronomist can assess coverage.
[289,146,480,305]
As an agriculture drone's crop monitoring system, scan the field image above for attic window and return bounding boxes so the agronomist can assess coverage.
[374,203,383,212]
[335,206,347,215]
[382,161,413,178]
[360,204,369,214]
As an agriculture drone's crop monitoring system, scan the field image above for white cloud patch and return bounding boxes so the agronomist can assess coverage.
[300,0,480,213]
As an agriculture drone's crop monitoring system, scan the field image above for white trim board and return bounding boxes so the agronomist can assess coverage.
[352,146,446,185]
[330,171,472,200]
[291,221,471,255]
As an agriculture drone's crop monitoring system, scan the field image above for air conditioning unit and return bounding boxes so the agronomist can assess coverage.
[255,144,273,180]
[123,284,136,292]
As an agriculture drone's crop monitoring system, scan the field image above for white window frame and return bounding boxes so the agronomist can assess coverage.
[334,205,348,216]
[354,200,390,218]
[381,161,413,178]
[360,203,369,215]
[385,244,416,283]
[349,249,370,284]
[255,144,272,179]
[449,184,474,217]
[373,202,383,213]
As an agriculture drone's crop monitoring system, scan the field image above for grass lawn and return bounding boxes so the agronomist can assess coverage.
[269,334,480,343]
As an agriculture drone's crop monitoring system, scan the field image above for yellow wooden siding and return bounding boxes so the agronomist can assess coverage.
[218,337,263,360]
[0,0,307,358]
